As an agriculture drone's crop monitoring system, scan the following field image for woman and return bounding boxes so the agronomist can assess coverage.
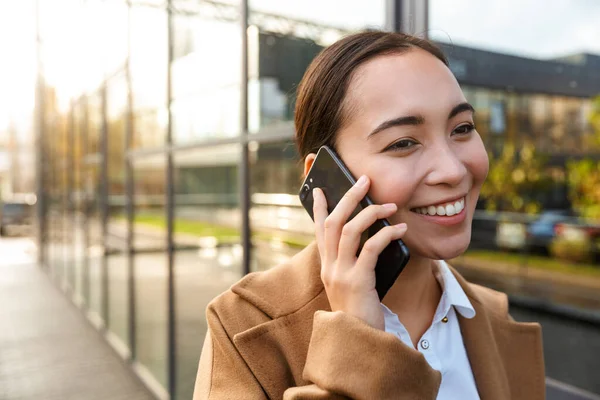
[194,31,545,399]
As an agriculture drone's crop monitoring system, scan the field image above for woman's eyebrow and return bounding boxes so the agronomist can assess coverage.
[367,115,425,139]
[367,102,476,139]
[448,102,475,120]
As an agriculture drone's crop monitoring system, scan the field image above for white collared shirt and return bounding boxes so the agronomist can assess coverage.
[381,260,480,399]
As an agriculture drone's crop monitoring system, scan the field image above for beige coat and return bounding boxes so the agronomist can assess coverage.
[193,242,545,399]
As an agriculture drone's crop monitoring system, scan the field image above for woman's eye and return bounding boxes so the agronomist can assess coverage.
[385,139,418,152]
[453,123,475,136]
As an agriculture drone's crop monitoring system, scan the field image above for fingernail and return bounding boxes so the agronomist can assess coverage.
[356,175,367,187]
[383,203,396,210]
[396,223,407,230]
[312,188,320,199]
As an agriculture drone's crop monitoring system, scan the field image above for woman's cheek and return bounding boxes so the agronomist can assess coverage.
[368,176,416,209]
[466,136,489,187]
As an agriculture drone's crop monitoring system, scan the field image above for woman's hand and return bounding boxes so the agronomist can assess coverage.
[313,175,408,331]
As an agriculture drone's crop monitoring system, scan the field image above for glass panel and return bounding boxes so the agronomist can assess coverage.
[86,162,104,320]
[63,109,76,294]
[73,102,86,304]
[45,115,66,282]
[130,5,168,148]
[106,72,130,346]
[247,1,387,133]
[87,92,102,155]
[249,141,310,272]
[133,154,167,388]
[171,15,242,143]
[173,145,242,400]
[85,91,105,320]
[57,115,70,286]
[430,1,600,393]
[107,252,129,346]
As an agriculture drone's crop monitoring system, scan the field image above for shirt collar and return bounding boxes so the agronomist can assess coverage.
[433,260,476,320]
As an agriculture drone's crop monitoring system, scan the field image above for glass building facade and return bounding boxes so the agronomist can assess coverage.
[30,0,600,398]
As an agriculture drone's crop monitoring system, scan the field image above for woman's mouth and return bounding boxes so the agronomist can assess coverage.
[410,197,465,216]
[409,197,467,226]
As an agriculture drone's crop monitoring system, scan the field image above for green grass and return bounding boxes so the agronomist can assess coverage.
[130,214,313,248]
[131,214,239,239]
[458,249,600,279]
[129,214,600,278]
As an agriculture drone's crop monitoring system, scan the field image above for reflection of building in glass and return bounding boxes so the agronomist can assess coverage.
[439,42,600,156]
[254,33,323,125]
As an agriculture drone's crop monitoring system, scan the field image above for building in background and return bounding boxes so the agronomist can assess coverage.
[13,0,600,398]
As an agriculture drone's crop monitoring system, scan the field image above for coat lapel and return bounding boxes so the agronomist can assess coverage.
[454,270,545,400]
[457,301,512,399]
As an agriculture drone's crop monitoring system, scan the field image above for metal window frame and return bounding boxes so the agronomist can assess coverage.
[100,82,110,330]
[67,99,76,294]
[126,0,137,366]
[166,0,176,396]
[35,0,46,268]
[387,0,429,36]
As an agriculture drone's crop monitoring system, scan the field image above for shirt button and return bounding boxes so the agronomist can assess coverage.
[420,339,430,350]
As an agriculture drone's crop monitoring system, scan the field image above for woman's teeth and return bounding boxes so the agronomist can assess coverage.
[413,198,465,217]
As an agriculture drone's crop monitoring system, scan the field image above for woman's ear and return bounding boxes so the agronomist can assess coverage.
[303,153,317,177]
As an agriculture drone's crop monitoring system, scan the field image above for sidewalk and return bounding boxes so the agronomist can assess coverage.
[0,261,154,400]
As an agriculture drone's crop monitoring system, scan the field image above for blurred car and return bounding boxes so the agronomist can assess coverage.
[526,210,574,254]
[551,220,600,262]
[496,220,527,250]
[0,201,33,236]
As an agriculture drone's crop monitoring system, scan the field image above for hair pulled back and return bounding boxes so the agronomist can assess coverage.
[294,31,448,158]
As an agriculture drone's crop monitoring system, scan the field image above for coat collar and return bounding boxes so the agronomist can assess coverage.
[231,242,545,399]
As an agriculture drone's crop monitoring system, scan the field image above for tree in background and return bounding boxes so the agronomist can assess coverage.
[566,95,600,220]
[480,140,553,214]
[588,95,600,148]
[566,158,600,220]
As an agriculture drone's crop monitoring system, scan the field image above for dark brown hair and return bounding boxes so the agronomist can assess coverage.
[294,31,448,159]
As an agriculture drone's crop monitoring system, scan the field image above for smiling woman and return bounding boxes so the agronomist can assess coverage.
[193,31,545,400]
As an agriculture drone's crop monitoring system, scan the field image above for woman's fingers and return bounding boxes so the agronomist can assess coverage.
[337,203,398,266]
[312,187,328,257]
[355,223,408,271]
[322,175,371,261]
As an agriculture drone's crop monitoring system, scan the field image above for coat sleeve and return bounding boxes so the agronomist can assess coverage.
[192,302,345,400]
[288,311,441,399]
[193,303,268,399]
[194,307,442,399]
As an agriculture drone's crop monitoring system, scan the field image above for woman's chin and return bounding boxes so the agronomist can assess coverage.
[407,235,471,261]
[432,243,469,260]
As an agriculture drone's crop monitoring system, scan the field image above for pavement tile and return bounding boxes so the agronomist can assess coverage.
[0,262,154,400]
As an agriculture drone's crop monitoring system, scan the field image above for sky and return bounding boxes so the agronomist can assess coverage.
[429,0,600,58]
[0,0,599,131]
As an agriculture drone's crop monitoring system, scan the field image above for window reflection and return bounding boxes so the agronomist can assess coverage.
[130,5,168,148]
[248,0,387,134]
[133,155,167,387]
[173,145,241,248]
[106,72,130,348]
[249,141,312,271]
[173,144,241,400]
[171,16,242,143]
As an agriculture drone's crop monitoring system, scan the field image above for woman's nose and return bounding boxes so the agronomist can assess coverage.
[424,145,468,187]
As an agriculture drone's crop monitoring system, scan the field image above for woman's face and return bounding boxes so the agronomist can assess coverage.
[334,49,489,260]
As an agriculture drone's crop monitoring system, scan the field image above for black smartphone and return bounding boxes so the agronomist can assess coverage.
[299,145,410,300]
